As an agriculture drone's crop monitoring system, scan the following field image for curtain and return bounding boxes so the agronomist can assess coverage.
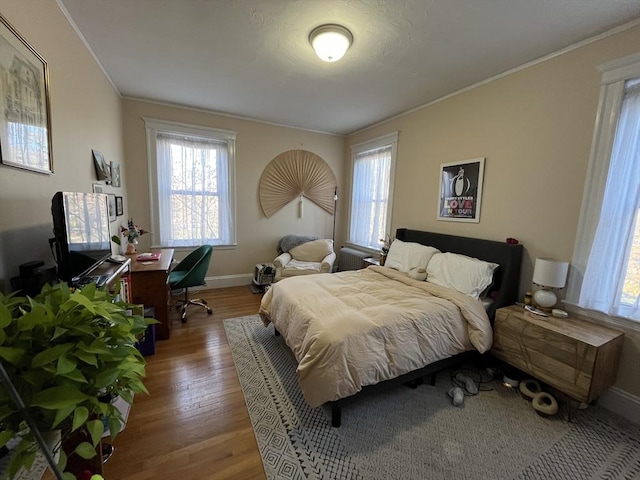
[579,78,640,320]
[156,133,232,247]
[349,145,391,249]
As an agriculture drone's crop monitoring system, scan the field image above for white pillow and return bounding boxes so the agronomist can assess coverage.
[426,252,499,299]
[385,239,440,281]
[290,239,333,262]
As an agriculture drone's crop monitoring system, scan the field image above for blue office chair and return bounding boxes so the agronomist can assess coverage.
[169,245,213,323]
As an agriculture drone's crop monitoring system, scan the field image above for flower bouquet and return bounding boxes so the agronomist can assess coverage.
[112,218,149,254]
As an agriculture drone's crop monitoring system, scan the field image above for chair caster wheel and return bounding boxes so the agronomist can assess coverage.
[207,309,213,315]
[181,317,187,323]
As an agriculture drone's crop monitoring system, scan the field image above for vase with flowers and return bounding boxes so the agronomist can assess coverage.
[112,218,149,255]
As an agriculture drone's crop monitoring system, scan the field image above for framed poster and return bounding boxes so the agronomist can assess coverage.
[437,158,485,223]
[0,15,53,174]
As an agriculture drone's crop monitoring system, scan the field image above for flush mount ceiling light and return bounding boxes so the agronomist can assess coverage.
[309,24,353,63]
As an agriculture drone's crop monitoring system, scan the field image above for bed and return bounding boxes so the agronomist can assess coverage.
[259,228,523,426]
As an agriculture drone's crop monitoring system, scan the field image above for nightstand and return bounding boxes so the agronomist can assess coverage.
[362,257,380,268]
[492,305,623,404]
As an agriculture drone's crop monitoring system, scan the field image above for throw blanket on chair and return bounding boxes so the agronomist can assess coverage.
[277,235,319,255]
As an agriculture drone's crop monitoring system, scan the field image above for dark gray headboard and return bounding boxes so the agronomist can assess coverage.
[395,228,523,321]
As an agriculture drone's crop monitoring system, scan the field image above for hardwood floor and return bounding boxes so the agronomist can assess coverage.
[103,286,266,480]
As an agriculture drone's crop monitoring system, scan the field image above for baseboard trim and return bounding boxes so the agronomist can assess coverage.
[182,274,253,291]
[599,386,640,425]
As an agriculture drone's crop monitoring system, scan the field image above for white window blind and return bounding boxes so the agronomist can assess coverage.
[348,133,398,250]
[144,119,236,248]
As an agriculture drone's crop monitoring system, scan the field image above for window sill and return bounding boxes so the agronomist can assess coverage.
[151,244,237,251]
[563,301,640,334]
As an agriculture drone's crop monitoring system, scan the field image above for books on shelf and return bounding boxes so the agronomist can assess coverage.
[136,252,161,262]
[118,276,131,303]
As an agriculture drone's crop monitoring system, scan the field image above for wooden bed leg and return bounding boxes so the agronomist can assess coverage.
[331,403,341,427]
[429,373,436,386]
[274,328,280,336]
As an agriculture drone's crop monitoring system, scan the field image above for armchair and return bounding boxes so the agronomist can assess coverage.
[274,238,336,282]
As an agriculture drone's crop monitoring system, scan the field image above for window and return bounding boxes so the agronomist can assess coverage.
[567,54,640,322]
[144,118,237,247]
[348,132,398,250]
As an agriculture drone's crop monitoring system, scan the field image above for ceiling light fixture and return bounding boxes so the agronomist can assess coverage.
[309,24,353,63]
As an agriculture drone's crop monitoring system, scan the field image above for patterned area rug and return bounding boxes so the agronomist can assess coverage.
[224,315,640,480]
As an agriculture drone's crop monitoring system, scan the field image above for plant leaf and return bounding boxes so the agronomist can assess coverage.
[56,354,77,375]
[0,303,11,328]
[94,368,120,389]
[73,441,97,459]
[57,448,68,473]
[31,387,89,409]
[52,326,69,340]
[0,429,13,448]
[72,406,89,432]
[0,346,25,365]
[58,368,88,384]
[32,344,74,368]
[75,350,98,367]
[52,404,75,428]
[108,415,123,440]
[86,418,104,447]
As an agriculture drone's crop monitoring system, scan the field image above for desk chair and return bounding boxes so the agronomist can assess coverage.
[169,245,213,323]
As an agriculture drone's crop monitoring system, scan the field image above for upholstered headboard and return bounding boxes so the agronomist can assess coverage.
[395,228,523,321]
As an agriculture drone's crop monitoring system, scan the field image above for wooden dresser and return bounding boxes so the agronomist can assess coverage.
[492,305,623,403]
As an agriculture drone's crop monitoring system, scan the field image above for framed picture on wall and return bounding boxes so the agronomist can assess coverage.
[0,15,53,174]
[92,183,104,194]
[115,196,123,216]
[437,157,485,223]
[107,194,116,221]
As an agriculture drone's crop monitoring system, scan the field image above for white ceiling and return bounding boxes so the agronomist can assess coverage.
[59,0,640,135]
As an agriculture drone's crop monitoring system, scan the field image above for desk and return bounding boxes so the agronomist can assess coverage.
[129,249,174,340]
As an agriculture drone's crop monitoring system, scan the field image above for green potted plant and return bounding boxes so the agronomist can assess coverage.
[0,281,155,479]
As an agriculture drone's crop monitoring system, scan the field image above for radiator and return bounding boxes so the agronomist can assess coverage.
[338,247,370,271]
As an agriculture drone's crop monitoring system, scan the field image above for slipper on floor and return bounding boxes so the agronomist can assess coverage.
[455,373,478,394]
[448,387,464,407]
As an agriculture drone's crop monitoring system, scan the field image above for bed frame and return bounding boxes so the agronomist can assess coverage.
[327,228,523,427]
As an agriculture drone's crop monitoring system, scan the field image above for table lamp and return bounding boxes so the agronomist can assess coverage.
[532,257,569,309]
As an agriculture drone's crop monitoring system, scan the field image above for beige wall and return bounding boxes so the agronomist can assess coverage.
[0,0,126,290]
[121,99,345,277]
[347,25,640,396]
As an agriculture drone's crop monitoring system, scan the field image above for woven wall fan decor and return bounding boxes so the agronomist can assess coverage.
[259,149,337,217]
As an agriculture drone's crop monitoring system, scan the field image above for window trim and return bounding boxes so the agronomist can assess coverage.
[564,53,640,328]
[143,117,238,248]
[346,132,399,252]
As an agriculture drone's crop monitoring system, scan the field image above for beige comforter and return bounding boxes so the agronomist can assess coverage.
[259,266,493,407]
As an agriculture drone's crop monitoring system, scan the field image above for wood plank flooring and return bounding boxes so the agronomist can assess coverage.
[103,286,267,480]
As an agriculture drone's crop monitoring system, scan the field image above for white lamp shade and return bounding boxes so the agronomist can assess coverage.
[532,258,569,288]
[309,25,352,62]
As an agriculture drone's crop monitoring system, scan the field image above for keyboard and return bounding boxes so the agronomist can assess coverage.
[74,274,111,288]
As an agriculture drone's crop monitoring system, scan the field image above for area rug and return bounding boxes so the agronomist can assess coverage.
[224,315,640,480]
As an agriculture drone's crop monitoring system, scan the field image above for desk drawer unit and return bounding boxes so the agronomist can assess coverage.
[492,306,623,403]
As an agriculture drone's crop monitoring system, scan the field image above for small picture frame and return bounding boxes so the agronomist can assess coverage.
[92,183,104,194]
[107,193,116,221]
[111,161,121,187]
[437,157,486,223]
[115,196,123,216]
